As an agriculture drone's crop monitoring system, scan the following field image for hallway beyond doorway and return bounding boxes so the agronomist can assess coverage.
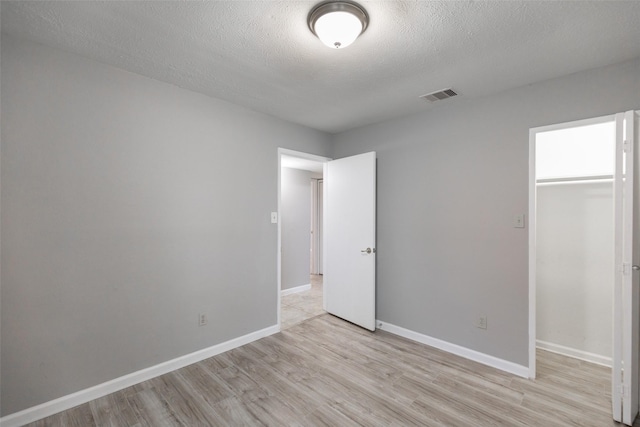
[281,275,323,330]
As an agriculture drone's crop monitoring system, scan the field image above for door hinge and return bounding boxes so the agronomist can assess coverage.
[623,140,631,153]
[620,385,630,398]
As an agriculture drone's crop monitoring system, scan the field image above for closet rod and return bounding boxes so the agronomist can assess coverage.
[536,174,613,184]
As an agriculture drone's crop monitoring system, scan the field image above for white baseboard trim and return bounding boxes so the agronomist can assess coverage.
[281,283,311,296]
[0,324,279,427]
[376,320,529,378]
[536,339,611,367]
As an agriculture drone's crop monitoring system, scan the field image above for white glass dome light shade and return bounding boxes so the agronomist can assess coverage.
[314,11,362,49]
[308,1,369,49]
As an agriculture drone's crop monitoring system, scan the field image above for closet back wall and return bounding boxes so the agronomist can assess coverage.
[536,181,614,362]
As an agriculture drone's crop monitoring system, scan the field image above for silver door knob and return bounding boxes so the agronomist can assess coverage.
[633,265,640,271]
[361,248,375,254]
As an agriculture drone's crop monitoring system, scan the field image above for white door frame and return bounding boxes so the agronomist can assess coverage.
[317,179,324,275]
[616,110,639,424]
[528,114,616,379]
[277,148,331,330]
[310,178,322,275]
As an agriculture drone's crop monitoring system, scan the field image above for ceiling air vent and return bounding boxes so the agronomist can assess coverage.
[420,88,458,103]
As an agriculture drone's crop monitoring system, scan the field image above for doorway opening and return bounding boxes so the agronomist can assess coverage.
[533,116,616,372]
[277,148,330,330]
[528,112,640,424]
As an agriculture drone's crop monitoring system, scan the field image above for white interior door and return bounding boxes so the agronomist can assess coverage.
[613,110,639,425]
[324,152,376,331]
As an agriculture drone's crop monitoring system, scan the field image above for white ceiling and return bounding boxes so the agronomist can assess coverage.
[2,1,640,134]
[281,155,324,174]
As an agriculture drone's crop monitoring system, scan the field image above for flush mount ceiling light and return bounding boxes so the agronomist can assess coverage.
[308,1,369,49]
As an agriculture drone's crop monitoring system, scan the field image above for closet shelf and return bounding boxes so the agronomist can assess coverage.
[536,174,614,185]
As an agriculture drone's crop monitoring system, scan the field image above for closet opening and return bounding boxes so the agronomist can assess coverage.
[529,111,640,424]
[534,117,616,369]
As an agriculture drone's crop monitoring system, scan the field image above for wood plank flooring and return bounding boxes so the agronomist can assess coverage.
[280,274,324,330]
[25,313,636,426]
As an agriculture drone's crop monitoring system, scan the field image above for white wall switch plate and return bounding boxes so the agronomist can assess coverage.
[198,314,207,326]
[477,315,487,329]
[271,212,278,224]
[514,214,525,228]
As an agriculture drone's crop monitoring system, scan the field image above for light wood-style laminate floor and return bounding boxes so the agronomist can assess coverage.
[281,274,324,330]
[25,313,636,426]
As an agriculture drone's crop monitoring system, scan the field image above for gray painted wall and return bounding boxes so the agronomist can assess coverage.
[281,167,312,291]
[0,37,331,415]
[332,58,640,366]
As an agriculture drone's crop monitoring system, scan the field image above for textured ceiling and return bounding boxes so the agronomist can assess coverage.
[2,1,640,134]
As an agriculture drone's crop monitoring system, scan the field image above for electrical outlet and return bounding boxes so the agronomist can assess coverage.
[199,314,207,326]
[477,316,487,330]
